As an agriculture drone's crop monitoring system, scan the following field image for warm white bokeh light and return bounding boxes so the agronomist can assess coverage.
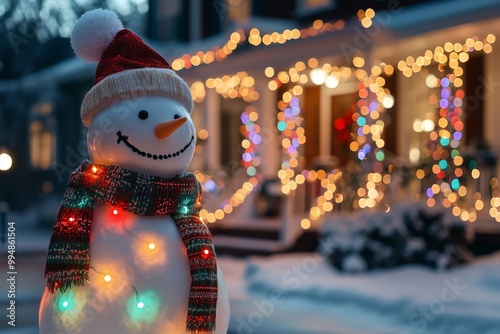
[409,148,420,164]
[413,119,422,133]
[425,74,438,88]
[310,68,327,85]
[0,153,12,171]
[421,119,435,132]
[382,94,395,108]
[325,75,339,88]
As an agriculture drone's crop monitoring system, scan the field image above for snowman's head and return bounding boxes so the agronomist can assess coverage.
[70,9,196,178]
[87,95,196,178]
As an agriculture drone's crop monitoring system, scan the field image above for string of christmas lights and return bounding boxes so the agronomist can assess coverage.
[270,53,394,225]
[190,72,259,103]
[402,35,496,222]
[171,19,346,71]
[240,106,261,177]
[57,206,214,317]
[174,6,499,227]
[58,209,160,313]
[178,13,371,225]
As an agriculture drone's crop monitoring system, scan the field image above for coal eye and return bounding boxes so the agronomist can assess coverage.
[174,114,181,119]
[138,110,149,120]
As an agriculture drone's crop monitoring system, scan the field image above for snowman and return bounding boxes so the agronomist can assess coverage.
[39,9,229,334]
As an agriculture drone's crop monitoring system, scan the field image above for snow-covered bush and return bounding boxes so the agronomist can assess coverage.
[318,201,473,273]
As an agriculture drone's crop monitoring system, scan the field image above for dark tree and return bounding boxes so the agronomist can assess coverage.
[0,0,148,80]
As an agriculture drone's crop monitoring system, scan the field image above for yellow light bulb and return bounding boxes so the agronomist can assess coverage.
[104,275,111,282]
[149,243,156,250]
[92,166,97,173]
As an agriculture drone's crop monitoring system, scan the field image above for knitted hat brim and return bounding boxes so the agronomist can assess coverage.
[81,68,193,127]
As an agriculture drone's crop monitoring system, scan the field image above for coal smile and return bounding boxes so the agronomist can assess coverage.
[116,131,194,160]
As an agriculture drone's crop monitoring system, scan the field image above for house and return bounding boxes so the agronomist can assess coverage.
[1,0,499,252]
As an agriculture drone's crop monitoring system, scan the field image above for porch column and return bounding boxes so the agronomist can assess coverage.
[484,48,500,179]
[254,76,279,180]
[484,49,500,152]
[319,85,332,156]
[204,89,221,172]
[396,71,412,160]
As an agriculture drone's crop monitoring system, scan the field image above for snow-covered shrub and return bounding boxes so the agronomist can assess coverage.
[318,201,473,273]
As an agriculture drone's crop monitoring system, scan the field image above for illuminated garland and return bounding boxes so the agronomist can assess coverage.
[349,59,394,210]
[490,178,500,222]
[197,105,263,224]
[190,99,262,223]
[397,35,495,78]
[178,13,369,226]
[404,35,496,222]
[194,106,262,224]
[172,30,244,71]
[421,76,479,222]
[171,19,345,71]
[300,169,343,229]
[180,7,498,227]
[248,19,344,47]
[198,178,259,224]
[270,55,393,225]
[240,106,261,177]
[191,94,262,223]
[277,96,304,195]
[56,208,213,317]
[190,72,258,103]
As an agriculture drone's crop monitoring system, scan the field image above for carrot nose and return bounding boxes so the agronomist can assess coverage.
[155,118,187,139]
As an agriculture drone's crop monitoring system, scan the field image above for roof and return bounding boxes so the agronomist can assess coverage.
[2,0,500,89]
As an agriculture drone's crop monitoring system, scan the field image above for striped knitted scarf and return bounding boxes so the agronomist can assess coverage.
[44,160,218,333]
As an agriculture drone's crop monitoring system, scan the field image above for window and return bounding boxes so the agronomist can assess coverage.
[295,0,336,17]
[306,0,332,9]
[228,0,251,21]
[220,97,246,171]
[253,0,296,18]
[29,102,56,170]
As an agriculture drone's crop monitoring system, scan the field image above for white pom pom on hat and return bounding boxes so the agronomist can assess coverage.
[71,8,124,63]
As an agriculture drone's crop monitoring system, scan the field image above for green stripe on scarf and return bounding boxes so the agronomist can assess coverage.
[44,160,218,333]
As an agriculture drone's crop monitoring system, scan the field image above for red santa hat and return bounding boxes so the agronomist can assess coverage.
[71,9,193,127]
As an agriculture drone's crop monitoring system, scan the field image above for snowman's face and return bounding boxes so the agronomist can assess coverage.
[87,96,196,178]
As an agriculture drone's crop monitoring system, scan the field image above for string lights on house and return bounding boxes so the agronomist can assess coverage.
[198,177,259,224]
[240,106,261,177]
[171,19,346,71]
[400,34,496,222]
[171,8,498,226]
[269,51,394,223]
[357,8,376,28]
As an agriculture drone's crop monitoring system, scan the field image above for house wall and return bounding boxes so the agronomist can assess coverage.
[484,47,500,178]
[485,47,500,150]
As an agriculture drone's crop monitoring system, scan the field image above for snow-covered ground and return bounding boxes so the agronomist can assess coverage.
[219,252,500,334]
[3,203,500,334]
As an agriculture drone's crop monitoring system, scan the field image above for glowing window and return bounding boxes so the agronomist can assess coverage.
[29,102,56,170]
[228,0,251,21]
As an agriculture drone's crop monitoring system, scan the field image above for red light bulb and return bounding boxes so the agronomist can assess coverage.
[201,248,211,259]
